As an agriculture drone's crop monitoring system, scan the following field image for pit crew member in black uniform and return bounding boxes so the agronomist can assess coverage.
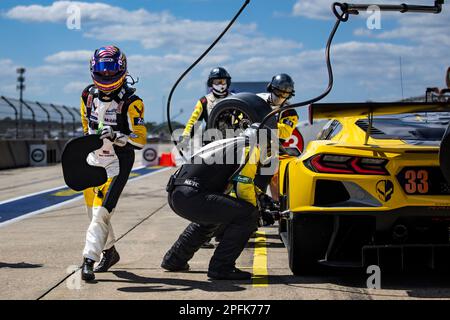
[161,127,273,280]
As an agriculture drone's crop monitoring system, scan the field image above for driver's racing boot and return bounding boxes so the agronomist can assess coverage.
[81,258,95,282]
[94,246,120,273]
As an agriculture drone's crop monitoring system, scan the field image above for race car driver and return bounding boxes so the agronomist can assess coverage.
[257,73,298,201]
[161,126,273,280]
[179,67,233,148]
[80,46,147,281]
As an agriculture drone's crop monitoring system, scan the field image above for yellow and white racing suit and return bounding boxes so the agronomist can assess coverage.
[80,85,147,261]
[257,92,299,141]
[182,92,232,138]
[257,93,298,199]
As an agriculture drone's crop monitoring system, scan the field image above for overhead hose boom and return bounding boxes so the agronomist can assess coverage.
[166,0,251,162]
[258,0,445,132]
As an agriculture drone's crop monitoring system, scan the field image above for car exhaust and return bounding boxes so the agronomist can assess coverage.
[392,224,409,242]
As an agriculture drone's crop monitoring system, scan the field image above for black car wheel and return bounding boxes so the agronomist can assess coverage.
[288,214,333,275]
[207,93,276,138]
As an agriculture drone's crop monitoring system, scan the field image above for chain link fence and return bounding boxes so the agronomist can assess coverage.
[0,96,81,139]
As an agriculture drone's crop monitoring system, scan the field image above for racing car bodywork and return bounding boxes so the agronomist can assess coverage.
[279,102,450,274]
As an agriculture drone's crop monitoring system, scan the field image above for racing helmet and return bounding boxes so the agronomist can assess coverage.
[267,73,295,100]
[207,67,231,96]
[207,67,231,87]
[90,46,127,94]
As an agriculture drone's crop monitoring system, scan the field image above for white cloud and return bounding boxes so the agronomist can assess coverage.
[354,5,450,47]
[292,0,332,20]
[45,50,92,63]
[290,0,449,100]
[5,1,300,58]
[226,39,447,102]
[5,1,162,24]
[0,59,17,77]
[64,81,87,94]
[0,60,21,97]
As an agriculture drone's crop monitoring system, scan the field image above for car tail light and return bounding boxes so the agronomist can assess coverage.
[305,154,388,175]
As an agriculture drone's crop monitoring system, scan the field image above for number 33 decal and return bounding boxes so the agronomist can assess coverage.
[404,170,429,194]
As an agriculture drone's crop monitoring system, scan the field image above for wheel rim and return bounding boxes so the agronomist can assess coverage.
[211,106,253,137]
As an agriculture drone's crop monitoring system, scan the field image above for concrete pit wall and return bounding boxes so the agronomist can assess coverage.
[0,139,69,170]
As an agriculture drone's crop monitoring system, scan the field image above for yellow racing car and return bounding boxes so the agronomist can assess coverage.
[278,101,450,274]
[208,93,450,274]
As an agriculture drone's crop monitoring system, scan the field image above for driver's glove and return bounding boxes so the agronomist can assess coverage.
[100,126,128,147]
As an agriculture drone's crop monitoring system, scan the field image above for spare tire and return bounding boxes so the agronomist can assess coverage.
[440,124,450,183]
[207,93,277,138]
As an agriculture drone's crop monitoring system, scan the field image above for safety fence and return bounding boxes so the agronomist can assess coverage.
[0,96,81,139]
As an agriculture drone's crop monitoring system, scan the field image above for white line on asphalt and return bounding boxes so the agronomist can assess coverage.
[0,165,147,206]
[0,166,173,229]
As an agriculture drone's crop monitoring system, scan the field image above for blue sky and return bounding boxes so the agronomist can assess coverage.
[0,0,448,123]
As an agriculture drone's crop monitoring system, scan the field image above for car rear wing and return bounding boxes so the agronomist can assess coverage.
[309,102,450,124]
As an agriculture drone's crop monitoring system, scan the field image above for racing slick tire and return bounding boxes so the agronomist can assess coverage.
[440,123,450,183]
[278,163,291,237]
[207,93,277,134]
[288,214,333,275]
[279,218,287,234]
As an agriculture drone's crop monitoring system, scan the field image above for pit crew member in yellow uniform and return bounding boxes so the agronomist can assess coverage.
[257,74,298,201]
[179,67,233,147]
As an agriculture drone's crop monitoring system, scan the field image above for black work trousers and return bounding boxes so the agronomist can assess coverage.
[163,185,259,273]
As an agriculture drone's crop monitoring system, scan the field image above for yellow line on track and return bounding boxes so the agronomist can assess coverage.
[252,231,268,287]
[52,189,82,197]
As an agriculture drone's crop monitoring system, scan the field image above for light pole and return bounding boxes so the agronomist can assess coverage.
[17,68,26,133]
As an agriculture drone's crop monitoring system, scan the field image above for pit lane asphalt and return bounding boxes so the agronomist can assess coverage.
[1,157,450,300]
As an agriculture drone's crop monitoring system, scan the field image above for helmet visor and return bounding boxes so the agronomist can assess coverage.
[273,88,292,99]
[212,79,227,86]
[92,58,122,74]
[92,59,125,86]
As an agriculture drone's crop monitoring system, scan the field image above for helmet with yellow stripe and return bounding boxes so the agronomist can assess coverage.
[90,46,127,94]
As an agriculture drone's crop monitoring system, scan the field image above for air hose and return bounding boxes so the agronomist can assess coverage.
[258,3,348,132]
[166,0,251,162]
[258,0,445,130]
